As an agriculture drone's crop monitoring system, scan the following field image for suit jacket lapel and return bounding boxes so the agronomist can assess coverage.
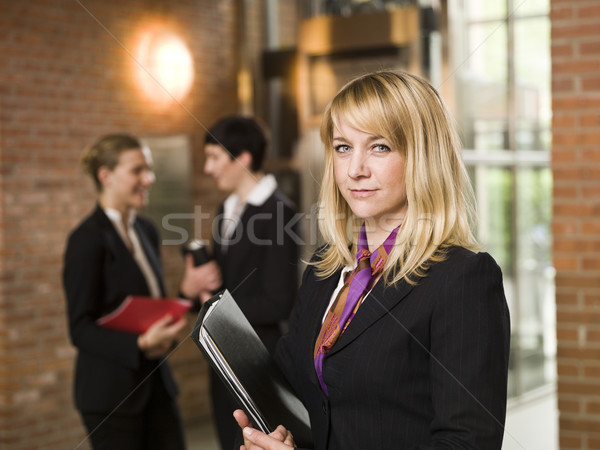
[303,269,342,388]
[308,271,342,345]
[93,206,163,297]
[217,204,260,276]
[93,206,129,256]
[327,278,415,356]
[134,220,166,296]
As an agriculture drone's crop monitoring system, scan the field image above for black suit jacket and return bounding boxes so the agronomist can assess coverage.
[275,246,510,450]
[63,206,178,414]
[213,189,299,353]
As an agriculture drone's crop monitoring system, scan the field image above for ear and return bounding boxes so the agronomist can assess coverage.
[236,151,253,170]
[97,166,112,188]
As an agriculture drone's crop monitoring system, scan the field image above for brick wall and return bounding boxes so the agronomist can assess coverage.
[0,1,254,448]
[552,0,600,448]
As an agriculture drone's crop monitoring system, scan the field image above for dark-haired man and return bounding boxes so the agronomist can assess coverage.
[202,115,300,450]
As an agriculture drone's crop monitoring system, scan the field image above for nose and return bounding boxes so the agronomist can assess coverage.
[143,169,155,186]
[347,150,370,179]
[204,159,212,175]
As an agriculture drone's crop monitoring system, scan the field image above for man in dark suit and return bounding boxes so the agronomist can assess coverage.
[201,116,300,450]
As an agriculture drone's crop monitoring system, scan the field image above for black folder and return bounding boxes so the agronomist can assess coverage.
[190,289,313,448]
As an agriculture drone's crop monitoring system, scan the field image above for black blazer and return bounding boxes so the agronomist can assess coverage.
[63,206,178,414]
[275,246,511,450]
[212,190,299,353]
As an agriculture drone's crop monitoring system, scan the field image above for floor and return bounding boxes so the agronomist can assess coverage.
[502,384,558,450]
[185,385,558,450]
[186,420,220,450]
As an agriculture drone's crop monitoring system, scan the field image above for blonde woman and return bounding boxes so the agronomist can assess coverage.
[235,71,510,449]
[63,134,217,449]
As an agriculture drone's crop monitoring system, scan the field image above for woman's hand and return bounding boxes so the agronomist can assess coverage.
[234,410,295,450]
[179,256,222,301]
[137,314,187,359]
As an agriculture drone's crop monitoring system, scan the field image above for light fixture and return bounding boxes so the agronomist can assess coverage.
[136,28,194,104]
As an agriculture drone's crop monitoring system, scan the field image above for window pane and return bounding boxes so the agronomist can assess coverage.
[466,22,507,84]
[457,22,508,150]
[459,0,553,401]
[515,17,551,151]
[464,0,507,21]
[515,167,555,392]
[471,166,514,271]
[513,0,549,17]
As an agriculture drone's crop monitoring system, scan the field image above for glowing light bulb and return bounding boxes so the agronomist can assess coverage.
[136,29,194,104]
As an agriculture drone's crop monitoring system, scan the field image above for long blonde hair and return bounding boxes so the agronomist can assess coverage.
[315,71,478,285]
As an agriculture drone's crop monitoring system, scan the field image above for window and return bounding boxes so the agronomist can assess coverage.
[452,0,553,398]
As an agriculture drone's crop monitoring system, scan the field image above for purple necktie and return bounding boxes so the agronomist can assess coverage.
[313,223,399,395]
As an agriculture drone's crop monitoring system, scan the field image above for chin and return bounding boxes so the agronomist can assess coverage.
[347,204,376,220]
[133,199,148,210]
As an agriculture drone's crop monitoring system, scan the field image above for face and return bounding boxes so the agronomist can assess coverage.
[332,118,407,229]
[203,143,247,192]
[101,147,155,212]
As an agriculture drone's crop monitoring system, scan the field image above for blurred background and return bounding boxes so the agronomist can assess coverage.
[0,0,596,449]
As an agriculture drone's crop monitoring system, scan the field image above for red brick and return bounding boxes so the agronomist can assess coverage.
[552,41,575,57]
[559,432,582,450]
[584,293,600,307]
[559,416,600,433]
[553,96,600,110]
[553,131,582,146]
[553,114,577,128]
[552,183,578,199]
[586,331,600,344]
[552,77,575,93]
[553,23,600,39]
[554,201,596,217]
[557,309,600,326]
[581,185,600,197]
[581,113,600,128]
[553,59,600,75]
[554,256,579,270]
[558,379,600,396]
[558,361,581,377]
[585,400,600,414]
[553,238,600,253]
[578,4,600,19]
[557,326,579,342]
[558,398,581,413]
[582,220,600,234]
[580,40,600,55]
[582,76,600,91]
[552,166,583,182]
[551,4,574,21]
[555,292,579,306]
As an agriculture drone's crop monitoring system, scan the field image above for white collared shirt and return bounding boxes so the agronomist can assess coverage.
[221,174,278,241]
[104,208,162,298]
[321,264,376,323]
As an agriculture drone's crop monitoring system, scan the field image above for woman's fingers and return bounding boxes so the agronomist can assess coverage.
[233,409,252,429]
[242,426,294,450]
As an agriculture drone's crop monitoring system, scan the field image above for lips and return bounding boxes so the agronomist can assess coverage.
[349,189,377,198]
[134,189,149,199]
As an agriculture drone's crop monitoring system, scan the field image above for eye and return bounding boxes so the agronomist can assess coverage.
[334,144,351,153]
[372,143,391,153]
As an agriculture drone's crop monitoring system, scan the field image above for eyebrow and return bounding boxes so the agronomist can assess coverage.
[332,134,385,143]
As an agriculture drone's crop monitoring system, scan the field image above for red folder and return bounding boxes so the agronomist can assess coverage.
[97,296,193,334]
